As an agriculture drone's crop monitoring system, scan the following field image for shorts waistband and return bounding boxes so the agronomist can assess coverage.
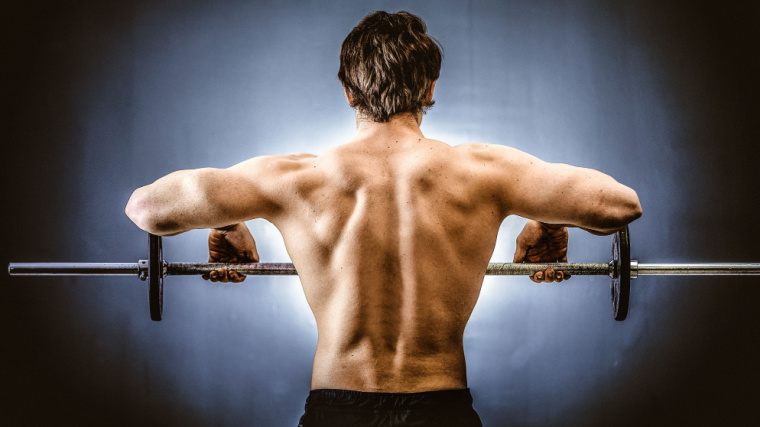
[305,388,473,411]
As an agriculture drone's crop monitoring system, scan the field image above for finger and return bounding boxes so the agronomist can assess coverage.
[209,271,218,282]
[555,271,564,283]
[229,271,246,283]
[532,271,544,283]
[209,250,229,262]
[202,274,209,281]
[218,269,229,283]
[544,268,555,282]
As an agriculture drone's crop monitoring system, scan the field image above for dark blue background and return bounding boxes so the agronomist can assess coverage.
[3,1,759,425]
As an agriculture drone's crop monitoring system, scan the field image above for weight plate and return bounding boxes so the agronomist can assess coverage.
[149,233,164,321]
[611,226,630,321]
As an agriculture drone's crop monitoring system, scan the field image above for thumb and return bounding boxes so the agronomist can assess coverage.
[249,248,260,263]
[241,247,259,263]
[513,243,529,263]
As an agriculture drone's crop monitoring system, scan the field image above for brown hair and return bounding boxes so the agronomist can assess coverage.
[338,11,443,122]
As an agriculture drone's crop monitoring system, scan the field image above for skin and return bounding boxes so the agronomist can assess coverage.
[125,85,642,393]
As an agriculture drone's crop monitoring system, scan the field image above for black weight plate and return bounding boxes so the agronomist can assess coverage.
[149,233,164,321]
[611,226,630,321]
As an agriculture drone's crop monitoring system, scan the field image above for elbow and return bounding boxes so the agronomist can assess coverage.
[125,189,176,236]
[125,188,154,232]
[627,195,643,224]
[618,188,643,225]
[601,188,643,234]
[582,188,642,236]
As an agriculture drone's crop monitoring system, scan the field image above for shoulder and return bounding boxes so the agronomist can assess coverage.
[454,143,526,157]
[234,152,317,172]
[220,152,320,195]
[449,143,555,203]
[211,153,323,218]
[227,152,320,183]
[452,143,543,170]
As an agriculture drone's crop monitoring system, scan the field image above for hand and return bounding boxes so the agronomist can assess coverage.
[203,223,259,283]
[513,220,569,283]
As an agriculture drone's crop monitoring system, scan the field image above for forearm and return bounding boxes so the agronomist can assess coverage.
[543,223,627,237]
[533,220,608,240]
[539,206,640,236]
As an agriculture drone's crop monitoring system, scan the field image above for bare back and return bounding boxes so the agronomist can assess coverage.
[127,116,640,393]
[267,136,505,393]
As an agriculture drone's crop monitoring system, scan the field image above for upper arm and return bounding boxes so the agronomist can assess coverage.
[126,153,317,235]
[221,153,317,221]
[462,144,642,234]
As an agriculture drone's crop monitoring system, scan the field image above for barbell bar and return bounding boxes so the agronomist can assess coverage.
[8,227,760,322]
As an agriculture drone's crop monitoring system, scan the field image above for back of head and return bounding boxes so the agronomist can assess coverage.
[339,11,443,122]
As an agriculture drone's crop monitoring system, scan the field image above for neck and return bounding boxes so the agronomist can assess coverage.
[352,112,425,141]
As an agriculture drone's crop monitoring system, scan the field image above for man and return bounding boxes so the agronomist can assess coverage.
[125,11,642,427]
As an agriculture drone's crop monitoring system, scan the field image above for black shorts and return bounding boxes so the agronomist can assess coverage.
[297,388,482,427]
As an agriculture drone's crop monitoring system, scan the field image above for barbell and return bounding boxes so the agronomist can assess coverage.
[8,227,760,322]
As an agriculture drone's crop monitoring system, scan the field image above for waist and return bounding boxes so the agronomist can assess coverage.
[305,388,474,410]
[299,388,483,427]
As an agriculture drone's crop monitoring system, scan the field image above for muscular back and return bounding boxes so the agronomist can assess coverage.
[266,137,505,392]
[127,118,640,393]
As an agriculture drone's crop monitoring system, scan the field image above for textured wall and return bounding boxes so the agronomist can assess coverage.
[3,1,759,425]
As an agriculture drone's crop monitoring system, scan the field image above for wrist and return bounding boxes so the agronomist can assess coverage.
[215,223,238,231]
[538,221,563,230]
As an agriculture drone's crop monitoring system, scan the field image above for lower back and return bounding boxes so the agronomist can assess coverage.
[311,336,469,392]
